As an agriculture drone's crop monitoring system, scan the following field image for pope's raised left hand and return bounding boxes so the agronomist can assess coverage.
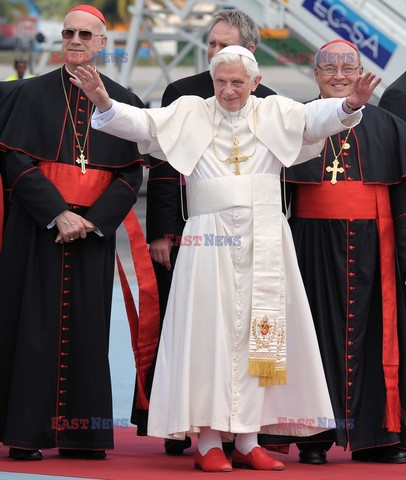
[345,72,382,111]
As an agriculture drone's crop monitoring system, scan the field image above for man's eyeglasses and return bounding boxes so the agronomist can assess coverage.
[61,29,105,41]
[317,65,360,76]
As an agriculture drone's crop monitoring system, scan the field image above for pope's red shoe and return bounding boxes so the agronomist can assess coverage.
[232,447,285,470]
[194,447,233,472]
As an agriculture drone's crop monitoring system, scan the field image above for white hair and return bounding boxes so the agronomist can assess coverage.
[209,52,259,81]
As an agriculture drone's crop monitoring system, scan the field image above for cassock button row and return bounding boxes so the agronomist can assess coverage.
[64,252,71,257]
[349,259,355,264]
[62,327,69,331]
[347,355,353,359]
[347,177,354,181]
[348,327,354,332]
[235,224,240,228]
[61,352,68,357]
[349,286,356,291]
[348,368,354,373]
[347,382,352,386]
[347,341,353,346]
[348,314,355,319]
[343,152,349,157]
[349,245,356,251]
[79,96,86,101]
[345,164,351,169]
[63,302,70,306]
[349,231,356,236]
[349,300,356,305]
[349,272,356,277]
[62,315,69,319]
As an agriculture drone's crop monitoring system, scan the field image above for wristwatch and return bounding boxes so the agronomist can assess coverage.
[345,100,361,111]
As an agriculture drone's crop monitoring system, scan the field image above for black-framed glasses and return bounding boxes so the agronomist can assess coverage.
[317,65,360,76]
[61,29,105,41]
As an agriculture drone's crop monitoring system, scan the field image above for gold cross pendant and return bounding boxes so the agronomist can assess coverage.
[76,151,88,175]
[225,141,249,176]
[326,159,344,185]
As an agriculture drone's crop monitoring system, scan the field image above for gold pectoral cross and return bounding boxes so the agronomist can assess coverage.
[76,152,88,174]
[326,159,344,185]
[225,138,249,175]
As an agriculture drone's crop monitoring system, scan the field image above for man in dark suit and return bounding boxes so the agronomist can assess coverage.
[379,72,406,121]
[138,9,276,455]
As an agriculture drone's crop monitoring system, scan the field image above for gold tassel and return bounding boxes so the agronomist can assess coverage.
[259,369,287,386]
[248,359,276,377]
[248,359,287,386]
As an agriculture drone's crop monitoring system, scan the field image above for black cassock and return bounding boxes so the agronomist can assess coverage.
[0,67,144,449]
[277,104,406,451]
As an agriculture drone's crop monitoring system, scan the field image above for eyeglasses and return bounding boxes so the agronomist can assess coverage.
[61,29,105,41]
[317,65,360,76]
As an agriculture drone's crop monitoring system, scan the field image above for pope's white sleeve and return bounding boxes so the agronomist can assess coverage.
[91,99,151,142]
[303,97,363,144]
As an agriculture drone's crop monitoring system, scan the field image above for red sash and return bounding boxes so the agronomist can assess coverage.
[38,161,160,411]
[294,181,400,433]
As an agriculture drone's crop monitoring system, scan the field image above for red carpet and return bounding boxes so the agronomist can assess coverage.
[0,428,405,479]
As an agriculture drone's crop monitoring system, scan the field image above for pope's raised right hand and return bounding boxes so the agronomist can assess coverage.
[70,65,113,113]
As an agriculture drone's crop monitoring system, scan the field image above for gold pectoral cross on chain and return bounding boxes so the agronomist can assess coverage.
[224,138,249,176]
[326,159,344,185]
[76,151,88,174]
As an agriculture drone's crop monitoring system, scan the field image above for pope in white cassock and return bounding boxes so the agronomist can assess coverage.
[73,45,380,472]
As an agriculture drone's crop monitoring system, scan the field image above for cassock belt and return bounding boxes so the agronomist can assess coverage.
[187,174,287,386]
[38,161,160,411]
[294,181,401,433]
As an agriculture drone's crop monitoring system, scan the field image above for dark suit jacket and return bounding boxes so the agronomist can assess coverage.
[378,71,406,121]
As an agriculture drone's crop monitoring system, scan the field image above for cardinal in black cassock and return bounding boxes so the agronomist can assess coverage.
[267,40,406,464]
[0,5,159,458]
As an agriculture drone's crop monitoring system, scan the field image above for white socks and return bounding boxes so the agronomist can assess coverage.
[197,427,222,455]
[235,432,259,455]
[198,429,259,456]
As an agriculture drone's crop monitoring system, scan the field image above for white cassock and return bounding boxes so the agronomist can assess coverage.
[92,94,362,439]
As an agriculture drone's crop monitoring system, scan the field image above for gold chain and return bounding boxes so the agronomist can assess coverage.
[328,128,352,163]
[60,66,95,165]
[212,97,257,167]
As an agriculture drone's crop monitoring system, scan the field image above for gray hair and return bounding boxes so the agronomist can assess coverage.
[208,9,260,49]
[209,52,259,80]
